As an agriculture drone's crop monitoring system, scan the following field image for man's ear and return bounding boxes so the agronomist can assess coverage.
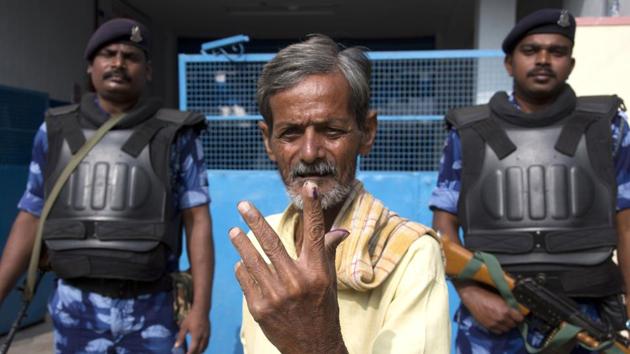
[359,110,377,156]
[258,120,276,162]
[87,64,93,75]
[504,55,514,77]
[568,57,576,77]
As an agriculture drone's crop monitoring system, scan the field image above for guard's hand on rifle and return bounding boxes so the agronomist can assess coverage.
[458,281,524,334]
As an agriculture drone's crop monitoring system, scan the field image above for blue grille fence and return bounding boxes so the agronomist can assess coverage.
[180,49,511,171]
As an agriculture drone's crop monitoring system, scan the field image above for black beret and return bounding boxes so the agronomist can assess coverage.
[84,18,151,60]
[502,8,576,54]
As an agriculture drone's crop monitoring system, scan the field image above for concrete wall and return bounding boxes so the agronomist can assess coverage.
[434,0,476,49]
[149,26,178,108]
[0,1,95,103]
[474,0,516,49]
[0,0,177,107]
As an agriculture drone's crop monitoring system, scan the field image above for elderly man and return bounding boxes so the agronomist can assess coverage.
[0,18,213,353]
[229,34,450,354]
[431,8,630,353]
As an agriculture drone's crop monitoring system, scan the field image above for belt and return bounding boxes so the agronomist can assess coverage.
[508,260,623,297]
[65,276,172,299]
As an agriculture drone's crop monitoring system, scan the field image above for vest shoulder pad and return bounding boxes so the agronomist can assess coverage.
[576,95,622,118]
[155,109,205,127]
[446,104,490,129]
[46,104,79,118]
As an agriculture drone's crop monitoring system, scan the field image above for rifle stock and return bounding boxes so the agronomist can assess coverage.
[439,235,630,353]
[440,235,527,314]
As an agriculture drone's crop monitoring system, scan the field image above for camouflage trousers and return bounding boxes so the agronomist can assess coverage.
[48,279,183,354]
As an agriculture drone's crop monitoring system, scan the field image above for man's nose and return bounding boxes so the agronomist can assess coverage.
[535,50,550,65]
[111,52,125,67]
[300,129,324,163]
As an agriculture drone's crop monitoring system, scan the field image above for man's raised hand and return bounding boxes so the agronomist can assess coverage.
[230,181,349,354]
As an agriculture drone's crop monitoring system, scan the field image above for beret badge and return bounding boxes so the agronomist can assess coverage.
[557,10,570,28]
[130,25,143,43]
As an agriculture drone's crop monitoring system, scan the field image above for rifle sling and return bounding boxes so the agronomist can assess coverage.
[24,113,126,300]
[544,323,621,354]
[455,256,483,280]
[455,251,519,309]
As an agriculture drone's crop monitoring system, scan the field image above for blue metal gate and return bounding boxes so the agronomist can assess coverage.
[178,36,511,353]
[0,84,55,335]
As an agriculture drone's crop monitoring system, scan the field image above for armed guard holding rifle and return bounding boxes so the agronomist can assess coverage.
[0,18,214,354]
[430,8,630,353]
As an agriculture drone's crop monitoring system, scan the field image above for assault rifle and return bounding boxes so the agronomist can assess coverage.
[441,235,630,353]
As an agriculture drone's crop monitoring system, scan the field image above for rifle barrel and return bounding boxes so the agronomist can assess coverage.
[0,271,44,354]
[0,299,31,354]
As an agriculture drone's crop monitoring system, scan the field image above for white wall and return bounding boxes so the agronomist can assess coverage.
[564,0,630,16]
[0,1,95,102]
[568,18,630,102]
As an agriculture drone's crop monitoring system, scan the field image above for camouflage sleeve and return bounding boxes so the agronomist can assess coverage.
[17,122,48,216]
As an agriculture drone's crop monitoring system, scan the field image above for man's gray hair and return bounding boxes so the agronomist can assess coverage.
[257,34,371,130]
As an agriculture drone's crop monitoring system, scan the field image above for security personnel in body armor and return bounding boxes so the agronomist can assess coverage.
[430,9,630,353]
[0,19,213,354]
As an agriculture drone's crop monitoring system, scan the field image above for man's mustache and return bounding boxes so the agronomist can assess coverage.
[289,161,336,180]
[527,67,556,78]
[103,69,131,82]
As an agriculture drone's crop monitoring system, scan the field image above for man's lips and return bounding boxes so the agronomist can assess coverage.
[106,76,129,83]
[528,70,555,79]
[293,173,333,180]
[291,173,334,183]
[103,71,131,83]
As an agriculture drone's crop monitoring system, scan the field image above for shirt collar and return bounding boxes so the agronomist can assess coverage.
[92,95,110,118]
[508,92,522,111]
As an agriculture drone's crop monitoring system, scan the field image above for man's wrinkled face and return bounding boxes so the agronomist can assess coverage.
[505,33,575,99]
[88,43,151,102]
[259,73,375,210]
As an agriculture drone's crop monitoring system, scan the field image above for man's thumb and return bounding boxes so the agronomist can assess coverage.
[324,229,350,258]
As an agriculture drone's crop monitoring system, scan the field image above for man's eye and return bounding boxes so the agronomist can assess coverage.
[98,51,115,58]
[521,47,536,55]
[278,129,301,139]
[550,48,569,57]
[325,128,346,138]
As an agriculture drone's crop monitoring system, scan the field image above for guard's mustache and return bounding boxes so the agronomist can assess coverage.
[290,161,336,179]
[103,69,131,82]
[527,68,556,78]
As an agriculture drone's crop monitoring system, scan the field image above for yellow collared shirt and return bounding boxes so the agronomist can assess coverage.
[240,212,451,354]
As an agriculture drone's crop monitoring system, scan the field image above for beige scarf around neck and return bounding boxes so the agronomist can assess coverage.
[279,180,437,292]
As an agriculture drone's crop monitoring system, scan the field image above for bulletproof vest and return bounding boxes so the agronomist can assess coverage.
[42,95,205,281]
[448,90,621,271]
